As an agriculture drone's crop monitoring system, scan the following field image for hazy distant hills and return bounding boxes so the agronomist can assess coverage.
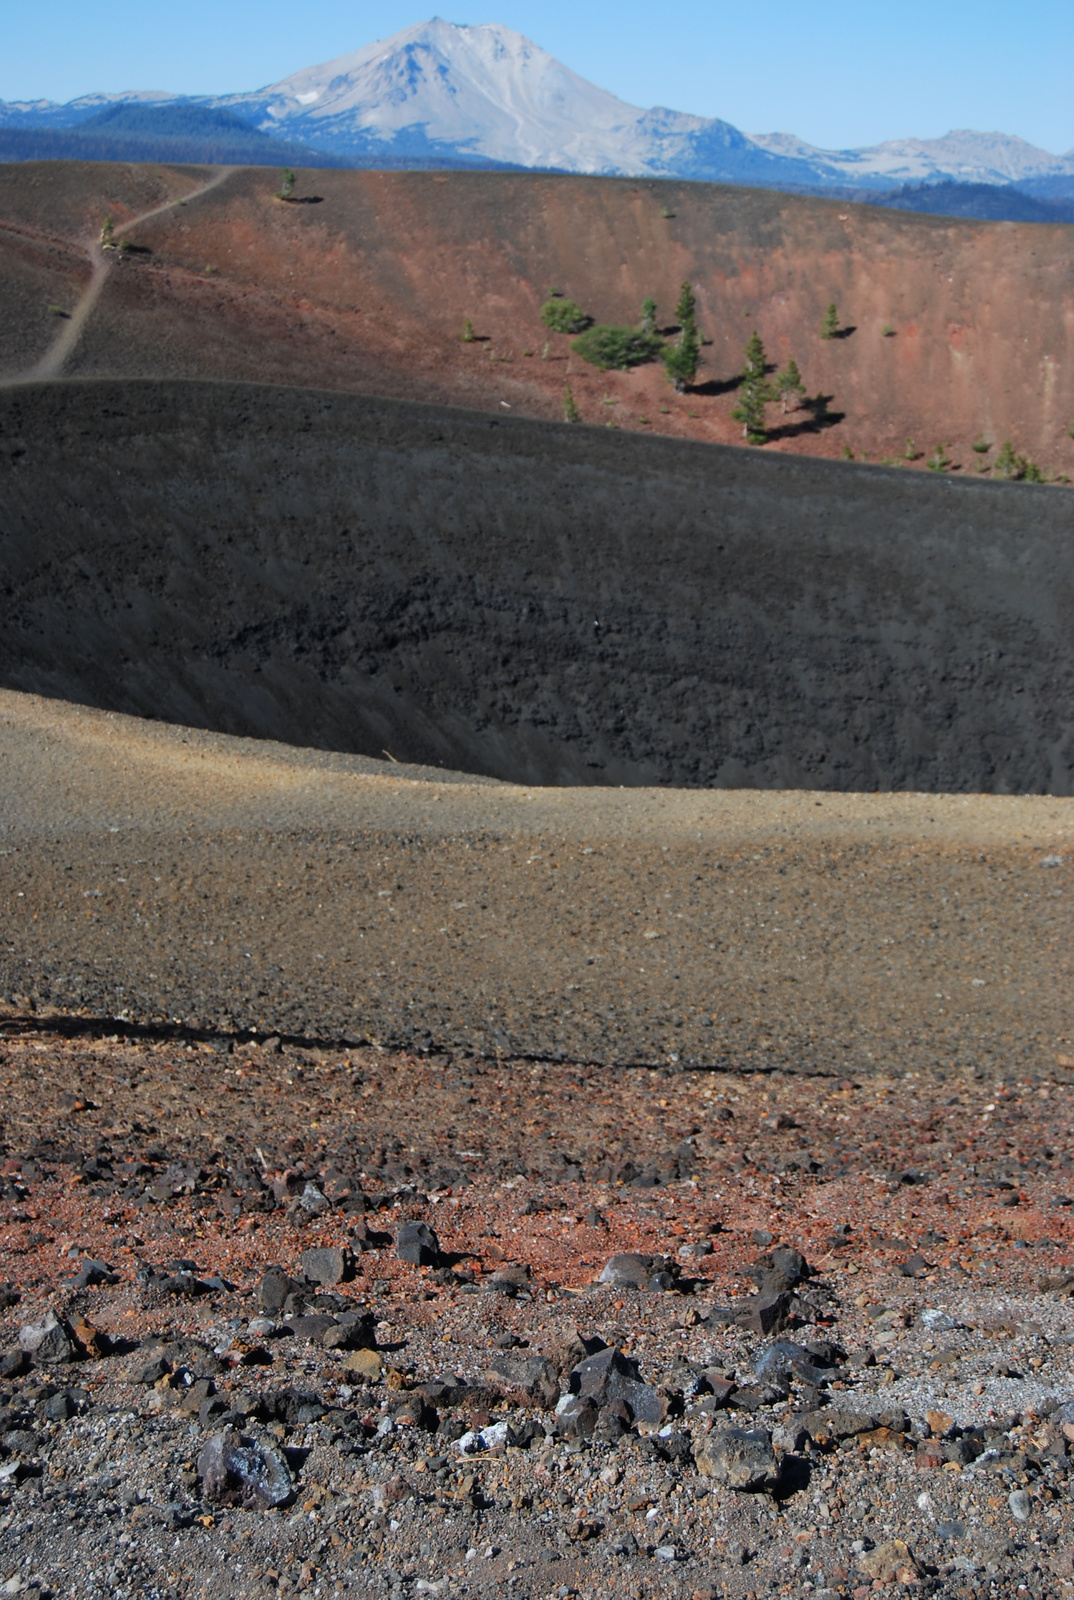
[3,17,1073,216]
[0,103,351,170]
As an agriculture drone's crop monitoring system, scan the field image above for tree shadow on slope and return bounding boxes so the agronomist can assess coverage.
[766,393,845,441]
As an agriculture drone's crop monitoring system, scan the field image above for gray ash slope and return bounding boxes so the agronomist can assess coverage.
[0,379,1072,794]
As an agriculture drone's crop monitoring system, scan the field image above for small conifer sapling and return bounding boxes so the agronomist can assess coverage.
[730,330,772,444]
[821,302,840,339]
[663,282,701,392]
[775,357,805,413]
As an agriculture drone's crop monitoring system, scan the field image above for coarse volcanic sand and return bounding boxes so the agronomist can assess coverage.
[2,163,1074,477]
[3,1028,1074,1599]
[1,690,1072,1073]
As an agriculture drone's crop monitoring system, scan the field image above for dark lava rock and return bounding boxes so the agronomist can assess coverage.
[569,1346,666,1428]
[265,1388,325,1425]
[284,1314,338,1342]
[0,1349,30,1379]
[695,1426,780,1491]
[754,1339,837,1386]
[321,1312,376,1352]
[597,1253,678,1291]
[128,1352,171,1384]
[61,1258,120,1290]
[396,1220,440,1266]
[484,1354,559,1409]
[197,1427,294,1509]
[555,1396,599,1440]
[259,1266,303,1313]
[300,1247,354,1286]
[155,1272,211,1298]
[749,1247,811,1294]
[18,1311,74,1366]
[731,1291,794,1336]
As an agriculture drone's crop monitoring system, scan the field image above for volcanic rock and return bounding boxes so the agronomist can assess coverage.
[569,1346,665,1427]
[18,1311,73,1366]
[730,1291,794,1336]
[197,1427,294,1509]
[300,1246,354,1286]
[396,1220,440,1266]
[484,1353,559,1409]
[860,1540,919,1583]
[748,1247,811,1293]
[597,1253,677,1291]
[694,1426,781,1492]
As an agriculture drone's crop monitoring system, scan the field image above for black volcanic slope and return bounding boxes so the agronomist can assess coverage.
[0,378,1071,793]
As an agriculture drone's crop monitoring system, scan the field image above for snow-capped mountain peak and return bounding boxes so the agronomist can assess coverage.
[223,18,675,173]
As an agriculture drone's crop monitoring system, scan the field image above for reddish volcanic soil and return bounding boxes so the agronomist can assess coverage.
[2,162,1073,476]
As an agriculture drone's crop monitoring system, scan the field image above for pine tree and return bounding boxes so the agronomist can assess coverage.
[461,318,475,343]
[821,302,840,340]
[639,298,658,334]
[675,282,696,329]
[563,383,581,424]
[99,217,115,250]
[775,357,805,413]
[731,331,772,444]
[664,319,700,391]
[663,284,701,391]
[276,168,296,200]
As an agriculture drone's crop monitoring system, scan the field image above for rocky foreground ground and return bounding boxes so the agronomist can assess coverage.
[2,1024,1074,1600]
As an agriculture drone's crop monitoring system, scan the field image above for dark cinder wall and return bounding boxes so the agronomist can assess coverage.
[1,378,1071,791]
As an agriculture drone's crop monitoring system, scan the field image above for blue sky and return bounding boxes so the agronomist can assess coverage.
[6,0,1073,154]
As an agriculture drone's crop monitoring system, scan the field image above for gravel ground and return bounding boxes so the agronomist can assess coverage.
[3,1029,1074,1600]
[0,690,1071,1076]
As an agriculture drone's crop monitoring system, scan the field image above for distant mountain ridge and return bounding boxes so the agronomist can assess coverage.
[3,18,1073,194]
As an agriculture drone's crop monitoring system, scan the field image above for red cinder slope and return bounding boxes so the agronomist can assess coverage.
[2,163,1072,476]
